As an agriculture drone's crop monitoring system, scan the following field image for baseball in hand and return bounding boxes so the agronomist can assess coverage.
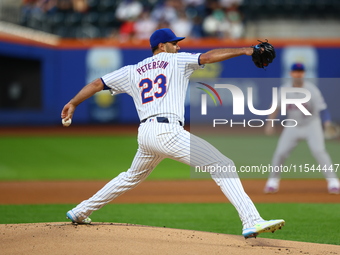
[62,118,72,127]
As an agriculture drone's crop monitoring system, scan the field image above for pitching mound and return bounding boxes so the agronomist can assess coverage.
[1,223,339,255]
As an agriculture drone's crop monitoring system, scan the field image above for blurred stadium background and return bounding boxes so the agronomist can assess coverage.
[0,0,340,126]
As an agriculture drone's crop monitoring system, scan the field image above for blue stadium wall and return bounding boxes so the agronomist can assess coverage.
[0,40,339,126]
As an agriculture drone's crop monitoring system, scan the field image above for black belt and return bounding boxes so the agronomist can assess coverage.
[141,117,183,126]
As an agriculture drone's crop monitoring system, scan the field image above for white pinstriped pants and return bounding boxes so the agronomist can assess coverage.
[72,118,263,229]
[268,118,339,181]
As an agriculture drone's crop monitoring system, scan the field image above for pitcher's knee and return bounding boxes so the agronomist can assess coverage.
[119,171,147,185]
[209,160,238,178]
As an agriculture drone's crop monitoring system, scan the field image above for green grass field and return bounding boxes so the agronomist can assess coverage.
[0,134,339,245]
[0,136,189,180]
[1,203,339,245]
[0,134,338,180]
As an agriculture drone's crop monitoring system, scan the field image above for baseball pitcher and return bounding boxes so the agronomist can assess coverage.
[62,28,284,239]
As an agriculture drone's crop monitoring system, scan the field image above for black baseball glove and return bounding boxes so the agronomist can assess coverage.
[251,40,276,68]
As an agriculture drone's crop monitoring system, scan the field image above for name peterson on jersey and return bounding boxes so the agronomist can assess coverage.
[136,60,169,75]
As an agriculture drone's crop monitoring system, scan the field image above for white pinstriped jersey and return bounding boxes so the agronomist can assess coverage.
[101,52,204,123]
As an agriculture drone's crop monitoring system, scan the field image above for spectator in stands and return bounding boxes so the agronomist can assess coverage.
[21,0,38,25]
[191,15,205,38]
[22,0,38,5]
[151,0,178,25]
[134,10,158,40]
[115,0,143,22]
[219,0,243,9]
[225,2,244,39]
[38,0,57,14]
[21,0,57,26]
[115,0,144,41]
[20,0,246,40]
[182,0,206,38]
[202,1,231,38]
[170,9,193,38]
[56,0,73,13]
[183,0,206,19]
[155,19,171,30]
[118,20,135,41]
[72,0,88,13]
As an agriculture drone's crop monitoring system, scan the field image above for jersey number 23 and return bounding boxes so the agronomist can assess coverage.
[139,74,167,104]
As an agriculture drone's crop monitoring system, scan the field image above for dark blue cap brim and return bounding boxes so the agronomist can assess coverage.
[169,37,185,42]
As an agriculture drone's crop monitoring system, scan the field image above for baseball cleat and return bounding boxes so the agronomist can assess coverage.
[66,210,92,225]
[264,186,278,194]
[328,187,339,194]
[242,219,285,239]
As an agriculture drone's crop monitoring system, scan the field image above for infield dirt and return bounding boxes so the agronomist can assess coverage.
[1,222,340,255]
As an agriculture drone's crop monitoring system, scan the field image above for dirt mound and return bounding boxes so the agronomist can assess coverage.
[1,223,339,255]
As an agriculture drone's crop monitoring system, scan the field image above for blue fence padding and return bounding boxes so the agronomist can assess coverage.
[318,48,340,78]
[0,41,339,126]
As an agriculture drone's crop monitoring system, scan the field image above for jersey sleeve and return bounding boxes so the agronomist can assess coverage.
[177,52,204,79]
[101,66,131,95]
[309,83,327,112]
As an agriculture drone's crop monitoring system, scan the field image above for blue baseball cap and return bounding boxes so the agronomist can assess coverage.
[291,63,305,71]
[150,28,185,48]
